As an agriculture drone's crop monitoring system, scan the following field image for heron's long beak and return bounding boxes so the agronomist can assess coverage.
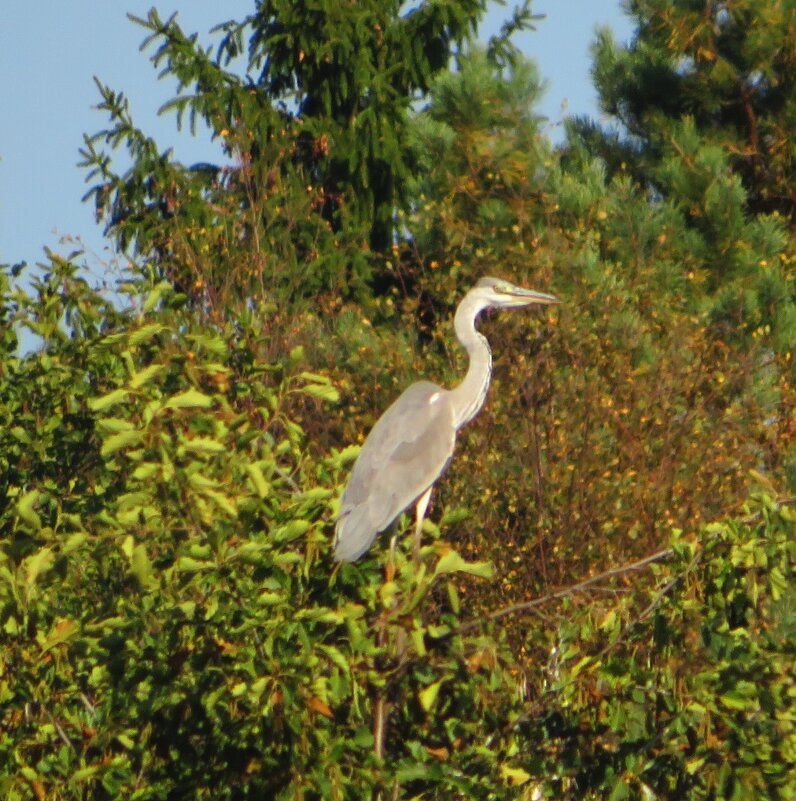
[508,287,561,307]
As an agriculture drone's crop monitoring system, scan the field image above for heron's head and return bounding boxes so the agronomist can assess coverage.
[473,276,560,310]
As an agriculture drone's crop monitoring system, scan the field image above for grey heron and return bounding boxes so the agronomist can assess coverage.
[333,276,559,562]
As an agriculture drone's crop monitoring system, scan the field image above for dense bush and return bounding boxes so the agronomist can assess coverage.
[2,1,795,797]
[0,262,529,799]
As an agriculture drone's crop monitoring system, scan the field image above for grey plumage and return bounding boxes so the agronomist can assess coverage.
[334,276,559,562]
[334,382,456,562]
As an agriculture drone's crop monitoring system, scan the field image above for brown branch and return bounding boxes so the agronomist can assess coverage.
[459,496,796,636]
[458,545,676,636]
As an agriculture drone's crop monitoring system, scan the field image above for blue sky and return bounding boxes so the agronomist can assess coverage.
[0,2,632,271]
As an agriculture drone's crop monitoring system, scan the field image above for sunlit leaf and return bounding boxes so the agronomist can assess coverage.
[88,388,129,412]
[129,363,164,389]
[301,383,340,403]
[101,430,144,457]
[165,389,214,409]
[128,323,166,346]
[17,489,42,529]
[419,680,443,712]
[434,550,494,579]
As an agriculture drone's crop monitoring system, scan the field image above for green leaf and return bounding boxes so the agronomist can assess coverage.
[70,766,99,783]
[116,733,136,749]
[132,462,159,481]
[177,556,215,572]
[769,566,788,600]
[165,388,214,409]
[61,532,88,555]
[97,417,137,434]
[419,680,443,712]
[569,655,593,678]
[10,426,32,444]
[128,322,166,346]
[353,728,374,749]
[273,519,311,544]
[129,363,164,389]
[130,543,155,588]
[39,618,79,652]
[23,547,54,591]
[246,463,270,498]
[101,430,144,457]
[608,779,631,801]
[301,383,340,403]
[88,388,129,412]
[434,550,494,579]
[182,437,226,454]
[200,488,238,518]
[500,765,532,786]
[297,371,332,384]
[189,333,227,356]
[440,507,471,526]
[187,472,220,490]
[142,281,171,313]
[332,444,360,466]
[17,489,42,529]
[719,690,758,711]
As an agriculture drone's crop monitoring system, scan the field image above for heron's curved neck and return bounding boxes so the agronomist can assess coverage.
[449,294,492,429]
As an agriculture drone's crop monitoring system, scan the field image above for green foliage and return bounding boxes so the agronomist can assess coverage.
[518,504,796,800]
[5,259,793,800]
[399,39,795,615]
[81,3,541,310]
[5,1,796,798]
[567,0,796,352]
[582,0,796,220]
[0,260,529,800]
[406,48,549,295]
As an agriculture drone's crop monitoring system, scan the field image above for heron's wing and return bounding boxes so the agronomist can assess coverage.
[334,381,456,561]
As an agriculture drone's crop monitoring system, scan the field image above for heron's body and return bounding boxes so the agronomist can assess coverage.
[334,277,559,562]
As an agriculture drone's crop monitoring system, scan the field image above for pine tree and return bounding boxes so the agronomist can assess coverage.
[81,2,535,310]
[579,0,796,220]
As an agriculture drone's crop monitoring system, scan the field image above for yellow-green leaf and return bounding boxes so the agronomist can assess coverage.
[273,519,311,544]
[128,323,166,346]
[298,371,332,385]
[500,766,532,786]
[131,545,152,586]
[246,463,270,498]
[301,383,340,403]
[88,389,129,412]
[97,417,136,434]
[182,437,226,454]
[433,550,494,579]
[24,547,54,590]
[177,556,215,572]
[17,489,42,529]
[187,472,220,490]
[132,462,159,481]
[39,618,78,652]
[101,430,143,457]
[165,389,214,410]
[10,426,32,444]
[419,680,443,712]
[200,488,238,518]
[129,363,164,389]
[142,281,171,313]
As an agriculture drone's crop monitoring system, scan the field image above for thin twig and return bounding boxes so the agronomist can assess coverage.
[463,496,796,636]
[458,545,676,635]
[42,705,74,751]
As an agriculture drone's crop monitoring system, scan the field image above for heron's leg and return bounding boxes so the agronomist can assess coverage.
[385,531,399,582]
[412,487,433,564]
